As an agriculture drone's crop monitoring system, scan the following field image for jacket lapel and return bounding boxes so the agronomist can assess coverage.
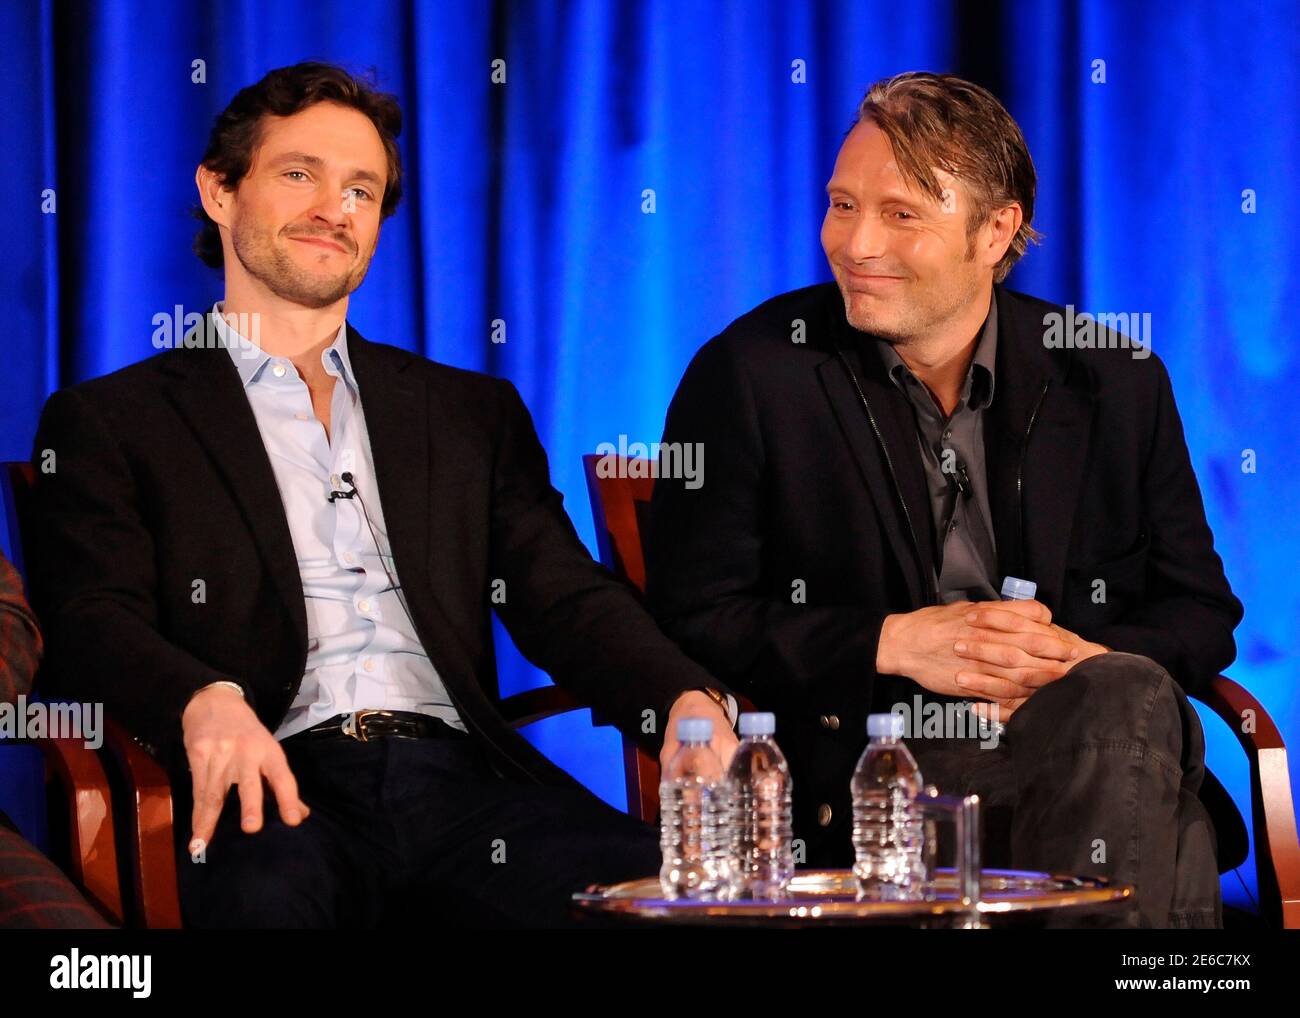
[346,328,430,600]
[986,286,1095,610]
[814,284,1097,612]
[158,322,491,695]
[345,328,481,692]
[813,298,935,608]
[160,341,308,653]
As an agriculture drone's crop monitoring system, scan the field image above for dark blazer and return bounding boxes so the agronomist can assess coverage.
[645,281,1243,863]
[27,319,724,785]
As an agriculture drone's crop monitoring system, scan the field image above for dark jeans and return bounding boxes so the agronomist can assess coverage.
[174,728,660,928]
[906,652,1221,928]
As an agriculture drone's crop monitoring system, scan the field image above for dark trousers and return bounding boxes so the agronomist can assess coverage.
[906,652,1221,928]
[174,728,660,929]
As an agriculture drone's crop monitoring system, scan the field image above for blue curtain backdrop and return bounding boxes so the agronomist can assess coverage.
[1,0,1296,910]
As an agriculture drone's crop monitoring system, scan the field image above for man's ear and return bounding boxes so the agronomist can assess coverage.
[978,203,1023,271]
[195,164,233,228]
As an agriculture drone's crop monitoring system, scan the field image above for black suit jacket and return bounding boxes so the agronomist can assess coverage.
[27,319,724,785]
[646,282,1243,862]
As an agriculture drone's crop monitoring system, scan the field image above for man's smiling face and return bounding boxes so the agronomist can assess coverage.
[820,120,988,343]
[218,101,388,309]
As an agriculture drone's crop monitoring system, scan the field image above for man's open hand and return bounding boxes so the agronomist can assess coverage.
[181,683,310,854]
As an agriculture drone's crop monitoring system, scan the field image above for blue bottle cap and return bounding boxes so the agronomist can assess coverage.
[676,717,714,742]
[1000,576,1037,601]
[738,712,775,736]
[867,713,905,738]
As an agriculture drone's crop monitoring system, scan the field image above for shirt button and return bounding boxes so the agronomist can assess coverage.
[817,804,833,827]
[330,474,342,488]
[294,412,310,421]
[343,552,355,564]
[272,364,287,378]
[358,599,371,613]
[363,658,376,673]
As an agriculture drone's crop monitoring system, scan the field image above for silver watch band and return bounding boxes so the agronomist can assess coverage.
[194,680,246,701]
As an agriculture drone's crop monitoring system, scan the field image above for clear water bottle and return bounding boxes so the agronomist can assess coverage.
[976,575,1038,736]
[1000,575,1037,603]
[851,712,927,899]
[659,717,731,899]
[726,712,794,900]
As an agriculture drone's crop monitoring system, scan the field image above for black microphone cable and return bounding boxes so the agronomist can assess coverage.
[326,471,420,637]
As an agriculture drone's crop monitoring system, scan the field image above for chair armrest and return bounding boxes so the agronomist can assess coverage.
[30,735,123,925]
[498,686,585,728]
[1193,675,1300,928]
[100,716,182,929]
[497,687,756,826]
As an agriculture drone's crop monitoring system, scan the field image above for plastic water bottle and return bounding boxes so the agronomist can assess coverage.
[1000,576,1037,602]
[978,576,1038,735]
[659,717,731,899]
[851,712,927,899]
[726,712,794,900]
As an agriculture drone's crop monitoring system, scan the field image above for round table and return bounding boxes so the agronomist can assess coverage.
[572,868,1133,928]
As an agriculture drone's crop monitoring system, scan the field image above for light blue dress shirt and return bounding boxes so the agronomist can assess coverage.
[213,302,465,740]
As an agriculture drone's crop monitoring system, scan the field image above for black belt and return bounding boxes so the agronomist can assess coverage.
[293,709,468,743]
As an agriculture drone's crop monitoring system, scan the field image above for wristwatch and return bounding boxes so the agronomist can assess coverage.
[693,686,739,730]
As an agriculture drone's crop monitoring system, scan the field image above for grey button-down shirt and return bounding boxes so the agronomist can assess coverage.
[877,296,1000,604]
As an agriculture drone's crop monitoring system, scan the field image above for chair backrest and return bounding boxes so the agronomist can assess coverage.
[582,454,656,594]
[581,454,662,822]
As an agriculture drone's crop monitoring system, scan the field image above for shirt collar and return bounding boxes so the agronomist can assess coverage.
[212,301,354,390]
[878,291,998,411]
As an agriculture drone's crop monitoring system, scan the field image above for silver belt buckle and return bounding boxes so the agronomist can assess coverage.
[335,707,384,738]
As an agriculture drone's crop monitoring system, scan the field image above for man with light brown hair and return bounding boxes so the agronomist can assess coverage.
[647,71,1241,928]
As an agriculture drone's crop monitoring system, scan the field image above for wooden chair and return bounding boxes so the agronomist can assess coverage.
[581,455,760,825]
[582,454,668,822]
[581,453,1300,928]
[1,461,647,928]
[1195,679,1300,927]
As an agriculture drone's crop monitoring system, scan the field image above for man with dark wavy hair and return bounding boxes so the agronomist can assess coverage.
[647,72,1241,928]
[28,62,738,928]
